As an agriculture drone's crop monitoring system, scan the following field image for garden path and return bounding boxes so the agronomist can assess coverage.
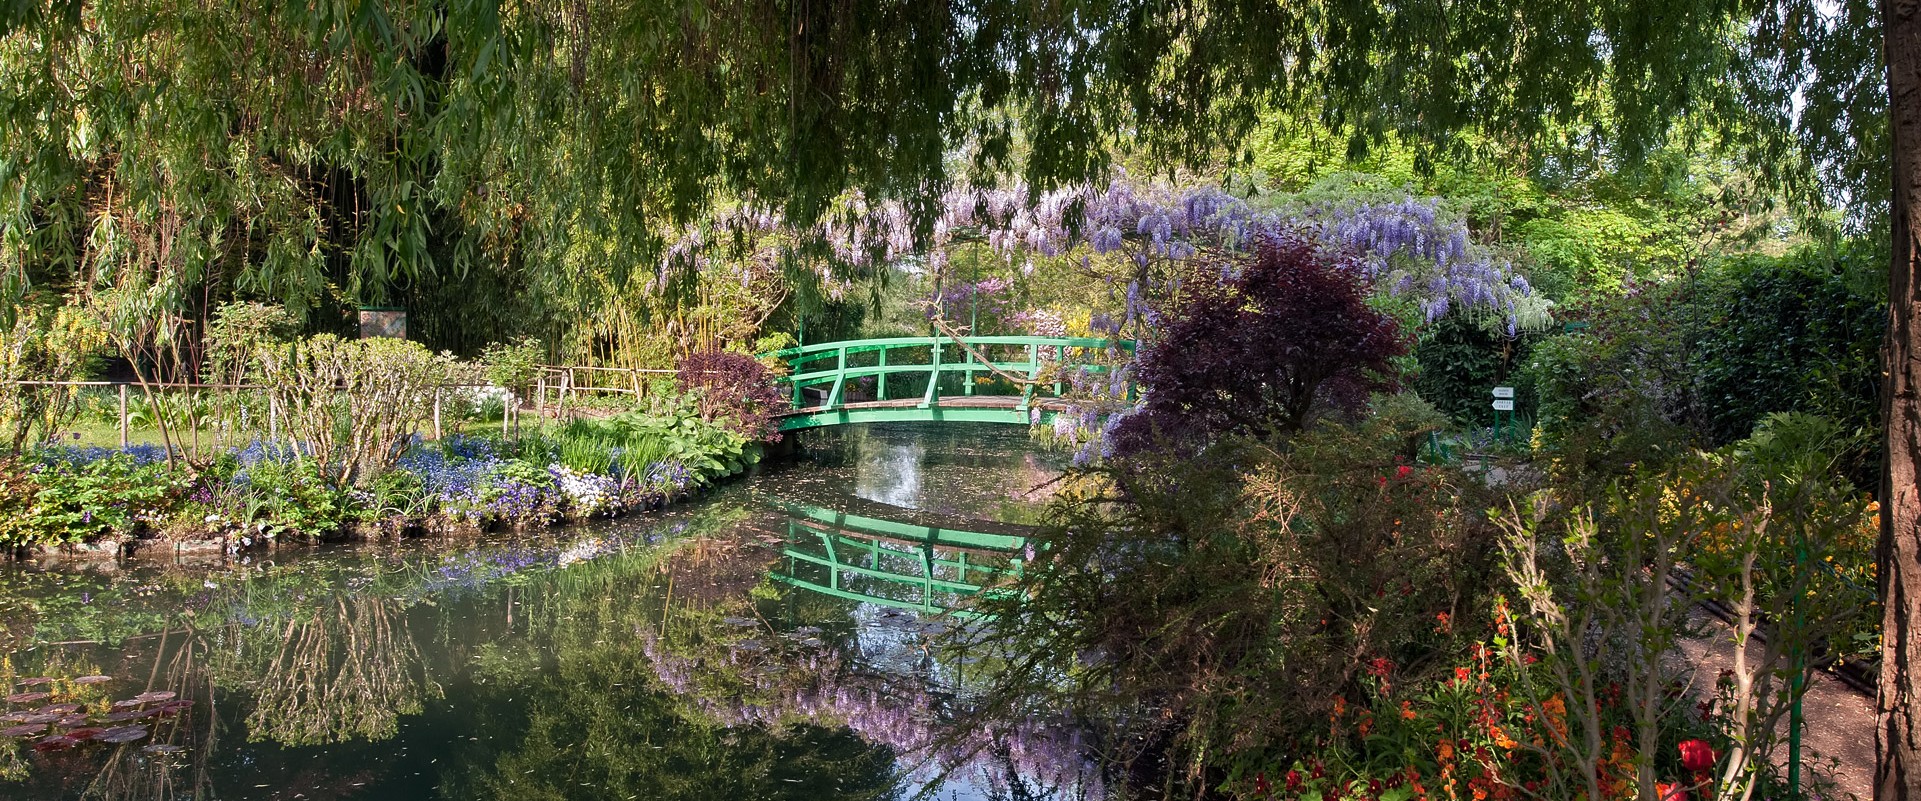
[1677,609,1875,800]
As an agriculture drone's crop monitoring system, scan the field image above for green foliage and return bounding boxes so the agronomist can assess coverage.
[0,454,177,547]
[1414,312,1540,428]
[479,337,543,397]
[1523,286,1700,479]
[1689,244,1884,466]
[0,301,108,451]
[598,402,756,484]
[237,457,350,540]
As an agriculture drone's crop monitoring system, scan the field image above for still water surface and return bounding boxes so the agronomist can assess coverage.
[0,424,1097,801]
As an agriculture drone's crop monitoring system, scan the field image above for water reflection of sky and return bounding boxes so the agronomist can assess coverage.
[0,423,1092,801]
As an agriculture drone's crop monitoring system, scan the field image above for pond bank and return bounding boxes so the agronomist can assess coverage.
[0,423,1094,801]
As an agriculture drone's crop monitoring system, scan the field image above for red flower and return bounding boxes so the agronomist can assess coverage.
[1678,738,1717,773]
[1657,782,1690,801]
[1368,657,1394,678]
[1285,770,1304,791]
[1455,667,1471,683]
[1396,464,1413,479]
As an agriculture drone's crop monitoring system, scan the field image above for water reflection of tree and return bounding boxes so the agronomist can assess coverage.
[441,529,905,801]
[207,594,440,747]
[0,631,219,801]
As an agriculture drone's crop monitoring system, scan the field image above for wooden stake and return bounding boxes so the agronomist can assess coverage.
[117,384,128,448]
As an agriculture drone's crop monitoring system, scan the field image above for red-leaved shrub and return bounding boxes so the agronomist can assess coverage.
[675,351,791,443]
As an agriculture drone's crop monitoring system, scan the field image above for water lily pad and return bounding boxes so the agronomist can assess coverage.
[55,715,88,728]
[18,714,58,725]
[15,678,52,687]
[71,676,111,685]
[5,692,50,704]
[95,726,147,744]
[153,700,192,716]
[64,728,102,741]
[132,691,175,704]
[99,710,145,723]
[109,699,143,709]
[0,712,30,723]
[32,735,77,751]
[142,744,184,754]
[35,703,80,716]
[0,724,44,737]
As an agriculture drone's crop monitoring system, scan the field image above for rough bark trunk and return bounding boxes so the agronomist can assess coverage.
[1879,0,1921,796]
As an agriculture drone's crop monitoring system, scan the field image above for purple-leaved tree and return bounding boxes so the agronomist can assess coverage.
[1109,234,1407,456]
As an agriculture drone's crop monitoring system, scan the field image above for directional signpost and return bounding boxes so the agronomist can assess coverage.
[1491,387,1516,443]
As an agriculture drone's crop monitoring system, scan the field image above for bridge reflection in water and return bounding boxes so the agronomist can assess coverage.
[769,501,1028,618]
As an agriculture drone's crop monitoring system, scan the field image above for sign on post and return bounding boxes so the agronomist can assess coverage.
[1491,387,1518,443]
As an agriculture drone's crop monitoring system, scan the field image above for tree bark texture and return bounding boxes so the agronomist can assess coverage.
[1880,0,1921,797]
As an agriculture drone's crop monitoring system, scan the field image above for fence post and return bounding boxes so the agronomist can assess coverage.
[535,373,546,420]
[268,398,279,444]
[433,391,443,440]
[117,384,128,448]
[504,391,514,438]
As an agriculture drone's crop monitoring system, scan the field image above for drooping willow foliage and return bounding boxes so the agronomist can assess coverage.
[0,0,1879,364]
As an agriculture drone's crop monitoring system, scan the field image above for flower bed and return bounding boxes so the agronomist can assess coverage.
[0,410,759,556]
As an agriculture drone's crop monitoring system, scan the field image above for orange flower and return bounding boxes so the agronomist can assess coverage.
[1438,740,1456,762]
[1402,700,1418,720]
[1492,726,1518,750]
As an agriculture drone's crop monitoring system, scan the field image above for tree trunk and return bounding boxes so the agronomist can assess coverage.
[1879,0,1921,796]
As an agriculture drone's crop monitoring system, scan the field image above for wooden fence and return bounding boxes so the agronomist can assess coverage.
[4,365,682,448]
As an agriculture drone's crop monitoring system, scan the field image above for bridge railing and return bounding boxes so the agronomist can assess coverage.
[770,503,1028,617]
[764,335,1135,413]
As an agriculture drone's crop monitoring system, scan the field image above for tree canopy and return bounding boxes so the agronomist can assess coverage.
[0,0,1885,331]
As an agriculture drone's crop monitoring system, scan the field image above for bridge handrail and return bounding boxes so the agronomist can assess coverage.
[762,334,1138,432]
[764,334,1134,364]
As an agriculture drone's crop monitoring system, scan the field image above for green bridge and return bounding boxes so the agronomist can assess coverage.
[766,335,1136,432]
[769,501,1029,618]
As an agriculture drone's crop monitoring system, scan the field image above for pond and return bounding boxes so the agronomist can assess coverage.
[0,424,1104,801]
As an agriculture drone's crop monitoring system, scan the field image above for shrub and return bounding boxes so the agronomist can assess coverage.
[479,336,543,398]
[977,395,1501,785]
[1110,234,1406,455]
[254,334,460,485]
[1690,244,1884,486]
[0,301,108,451]
[1523,284,1699,481]
[675,350,790,443]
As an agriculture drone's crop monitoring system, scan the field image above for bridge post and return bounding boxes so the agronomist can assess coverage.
[920,336,941,408]
[962,337,976,396]
[827,346,847,408]
[1019,341,1038,411]
[877,347,888,400]
[1054,346,1065,396]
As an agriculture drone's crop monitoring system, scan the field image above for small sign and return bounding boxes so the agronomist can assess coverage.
[1491,386,1515,399]
[1492,399,1516,411]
